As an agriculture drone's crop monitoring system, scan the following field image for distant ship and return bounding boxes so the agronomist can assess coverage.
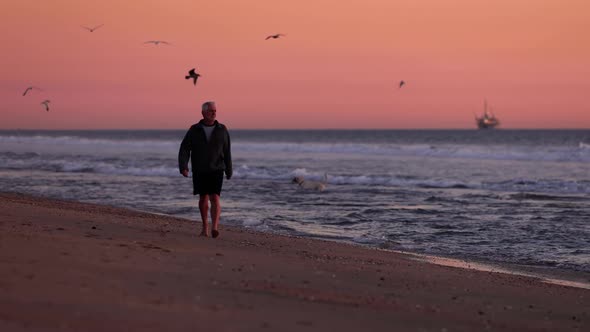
[475,100,500,129]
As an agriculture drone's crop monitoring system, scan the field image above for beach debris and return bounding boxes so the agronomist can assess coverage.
[40,100,50,111]
[265,33,285,40]
[143,40,171,46]
[399,80,405,89]
[91,226,97,229]
[185,68,201,85]
[22,86,43,96]
[81,24,104,32]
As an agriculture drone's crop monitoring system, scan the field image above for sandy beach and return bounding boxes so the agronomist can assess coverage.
[0,192,587,331]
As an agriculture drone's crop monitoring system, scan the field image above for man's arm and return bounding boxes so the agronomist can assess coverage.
[224,129,232,180]
[178,128,192,176]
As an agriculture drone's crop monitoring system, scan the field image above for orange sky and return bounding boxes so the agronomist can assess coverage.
[1,0,589,129]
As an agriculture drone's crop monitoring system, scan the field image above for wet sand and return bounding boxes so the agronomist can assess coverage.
[0,192,588,331]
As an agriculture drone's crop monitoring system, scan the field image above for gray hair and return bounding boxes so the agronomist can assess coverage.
[202,101,216,112]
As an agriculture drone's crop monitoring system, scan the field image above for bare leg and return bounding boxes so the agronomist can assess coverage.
[210,194,221,238]
[198,194,210,237]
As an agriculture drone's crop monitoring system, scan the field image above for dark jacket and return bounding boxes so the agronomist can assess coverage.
[178,120,232,178]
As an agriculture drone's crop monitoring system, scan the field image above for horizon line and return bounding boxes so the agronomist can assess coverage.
[1,128,589,131]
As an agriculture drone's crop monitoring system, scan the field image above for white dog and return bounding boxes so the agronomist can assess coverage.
[292,174,328,192]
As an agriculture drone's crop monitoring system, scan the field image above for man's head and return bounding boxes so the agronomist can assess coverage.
[201,101,217,124]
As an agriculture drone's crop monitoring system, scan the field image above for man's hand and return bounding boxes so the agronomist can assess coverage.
[181,169,189,177]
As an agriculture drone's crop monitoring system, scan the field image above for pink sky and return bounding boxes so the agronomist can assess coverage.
[1,0,589,129]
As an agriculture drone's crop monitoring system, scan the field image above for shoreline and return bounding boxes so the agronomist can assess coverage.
[1,192,588,331]
[4,191,590,290]
[407,252,590,290]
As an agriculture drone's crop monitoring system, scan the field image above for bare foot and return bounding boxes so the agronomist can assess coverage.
[212,230,220,238]
[200,231,209,237]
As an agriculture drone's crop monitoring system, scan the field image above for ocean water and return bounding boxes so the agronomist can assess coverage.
[1,129,589,273]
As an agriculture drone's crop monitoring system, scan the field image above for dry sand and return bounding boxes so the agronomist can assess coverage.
[0,192,588,331]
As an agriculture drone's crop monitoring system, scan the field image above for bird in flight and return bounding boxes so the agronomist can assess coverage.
[22,86,43,96]
[185,68,201,85]
[40,100,51,112]
[399,80,405,89]
[144,40,171,46]
[81,24,104,32]
[265,34,285,40]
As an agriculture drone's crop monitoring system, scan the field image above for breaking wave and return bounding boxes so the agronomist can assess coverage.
[1,134,590,162]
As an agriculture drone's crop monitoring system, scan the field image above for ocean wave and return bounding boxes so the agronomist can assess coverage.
[2,134,590,162]
[0,153,177,177]
[2,152,588,194]
[237,142,590,162]
[509,192,589,201]
[0,135,178,152]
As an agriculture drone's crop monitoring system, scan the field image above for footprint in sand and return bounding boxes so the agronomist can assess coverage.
[137,242,171,253]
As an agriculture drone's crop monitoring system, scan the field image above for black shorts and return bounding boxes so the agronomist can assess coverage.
[193,170,224,196]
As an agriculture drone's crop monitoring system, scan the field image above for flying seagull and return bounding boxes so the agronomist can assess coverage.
[265,33,285,40]
[22,86,43,96]
[144,40,171,46]
[185,68,201,85]
[40,100,50,112]
[81,24,104,32]
[399,80,405,89]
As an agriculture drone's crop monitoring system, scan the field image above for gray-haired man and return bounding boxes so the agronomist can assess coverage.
[179,101,232,238]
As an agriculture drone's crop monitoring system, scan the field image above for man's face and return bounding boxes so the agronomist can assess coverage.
[202,107,216,122]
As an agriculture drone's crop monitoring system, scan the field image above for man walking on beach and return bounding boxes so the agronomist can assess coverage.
[179,101,232,238]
